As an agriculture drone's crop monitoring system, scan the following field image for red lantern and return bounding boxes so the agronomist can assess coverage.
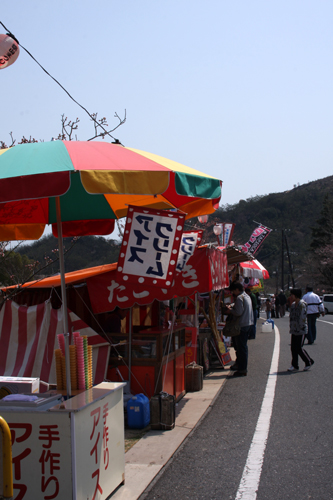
[0,34,20,69]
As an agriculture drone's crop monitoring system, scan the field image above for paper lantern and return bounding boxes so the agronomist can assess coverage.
[198,215,209,224]
[213,224,222,235]
[0,34,20,69]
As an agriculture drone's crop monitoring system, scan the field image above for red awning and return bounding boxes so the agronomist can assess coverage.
[86,246,229,313]
[239,259,270,279]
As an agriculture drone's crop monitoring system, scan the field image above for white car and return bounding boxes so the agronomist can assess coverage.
[323,294,333,314]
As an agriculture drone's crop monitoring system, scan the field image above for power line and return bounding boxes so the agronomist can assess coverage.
[0,22,125,143]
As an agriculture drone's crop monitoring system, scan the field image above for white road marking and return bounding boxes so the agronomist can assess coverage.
[318,319,333,325]
[235,327,280,500]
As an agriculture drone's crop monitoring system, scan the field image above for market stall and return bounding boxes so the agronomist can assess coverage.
[1,245,229,401]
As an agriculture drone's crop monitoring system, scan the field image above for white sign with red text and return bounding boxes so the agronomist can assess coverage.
[117,206,185,288]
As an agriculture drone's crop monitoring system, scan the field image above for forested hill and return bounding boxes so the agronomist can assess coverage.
[214,175,333,281]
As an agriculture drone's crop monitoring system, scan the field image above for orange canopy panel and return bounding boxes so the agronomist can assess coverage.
[1,263,118,291]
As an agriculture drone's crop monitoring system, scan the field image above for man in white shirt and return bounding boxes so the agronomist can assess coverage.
[302,286,325,344]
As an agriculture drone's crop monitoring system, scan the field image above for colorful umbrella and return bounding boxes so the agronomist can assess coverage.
[0,141,221,240]
[0,140,222,395]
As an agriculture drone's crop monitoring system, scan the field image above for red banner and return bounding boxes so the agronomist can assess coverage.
[241,225,272,255]
[87,247,229,314]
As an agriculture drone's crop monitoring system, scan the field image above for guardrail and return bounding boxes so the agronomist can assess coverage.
[0,416,13,499]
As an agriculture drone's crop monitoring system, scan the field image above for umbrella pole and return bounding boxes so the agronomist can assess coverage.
[56,197,72,398]
[128,308,132,393]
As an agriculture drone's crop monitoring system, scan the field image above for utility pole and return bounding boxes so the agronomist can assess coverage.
[284,231,295,288]
[281,229,284,291]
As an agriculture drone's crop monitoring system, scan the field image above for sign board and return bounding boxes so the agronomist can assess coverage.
[117,206,185,288]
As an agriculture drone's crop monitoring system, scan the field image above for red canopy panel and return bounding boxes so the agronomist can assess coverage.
[86,246,229,314]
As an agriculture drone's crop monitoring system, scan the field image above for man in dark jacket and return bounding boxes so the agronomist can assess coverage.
[278,290,287,317]
[225,282,254,377]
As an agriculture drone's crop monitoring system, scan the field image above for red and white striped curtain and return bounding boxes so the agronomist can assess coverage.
[0,299,109,386]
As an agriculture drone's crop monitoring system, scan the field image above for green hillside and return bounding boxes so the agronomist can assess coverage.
[213,176,333,291]
[18,235,121,276]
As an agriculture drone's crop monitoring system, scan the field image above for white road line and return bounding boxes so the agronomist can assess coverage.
[318,319,333,325]
[235,327,280,500]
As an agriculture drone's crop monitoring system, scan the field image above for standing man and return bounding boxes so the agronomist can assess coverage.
[226,282,254,377]
[302,286,325,344]
[288,288,314,372]
[245,287,257,339]
[278,289,287,317]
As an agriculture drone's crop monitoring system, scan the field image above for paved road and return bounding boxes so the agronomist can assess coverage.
[140,315,333,500]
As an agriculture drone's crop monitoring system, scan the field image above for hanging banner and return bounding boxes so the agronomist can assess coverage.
[87,246,229,314]
[222,223,235,246]
[176,230,203,272]
[117,206,185,288]
[241,225,272,255]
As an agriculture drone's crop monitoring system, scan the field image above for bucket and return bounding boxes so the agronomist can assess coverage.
[127,393,150,429]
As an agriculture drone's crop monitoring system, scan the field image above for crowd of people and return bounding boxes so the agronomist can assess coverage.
[225,283,325,377]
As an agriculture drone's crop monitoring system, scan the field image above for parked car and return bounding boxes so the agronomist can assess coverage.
[323,294,333,314]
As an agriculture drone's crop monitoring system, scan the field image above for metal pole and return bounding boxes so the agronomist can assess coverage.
[56,197,71,398]
[128,308,132,392]
[284,232,295,288]
[281,229,284,291]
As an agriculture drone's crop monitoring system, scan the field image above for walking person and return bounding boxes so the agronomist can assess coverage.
[288,288,314,372]
[302,286,325,344]
[225,282,254,377]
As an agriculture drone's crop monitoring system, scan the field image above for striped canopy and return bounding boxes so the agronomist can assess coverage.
[0,141,222,240]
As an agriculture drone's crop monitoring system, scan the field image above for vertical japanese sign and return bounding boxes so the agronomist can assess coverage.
[7,413,72,500]
[117,206,185,287]
[222,223,235,246]
[176,230,202,273]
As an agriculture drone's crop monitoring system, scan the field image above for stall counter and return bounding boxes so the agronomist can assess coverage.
[0,382,126,500]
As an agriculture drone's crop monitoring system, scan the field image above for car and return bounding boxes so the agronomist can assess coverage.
[323,294,333,314]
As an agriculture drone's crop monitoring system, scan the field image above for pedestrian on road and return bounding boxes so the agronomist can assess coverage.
[288,288,314,372]
[265,298,272,319]
[245,287,257,339]
[225,282,254,377]
[274,293,280,318]
[278,289,287,317]
[302,285,325,344]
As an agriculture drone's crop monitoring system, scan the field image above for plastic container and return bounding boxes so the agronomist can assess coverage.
[127,393,150,429]
[261,320,274,333]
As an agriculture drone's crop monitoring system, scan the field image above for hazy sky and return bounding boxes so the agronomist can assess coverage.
[1,1,332,208]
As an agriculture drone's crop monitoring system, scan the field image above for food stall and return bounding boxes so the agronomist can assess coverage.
[1,245,229,402]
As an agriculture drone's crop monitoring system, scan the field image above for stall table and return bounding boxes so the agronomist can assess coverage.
[0,382,125,500]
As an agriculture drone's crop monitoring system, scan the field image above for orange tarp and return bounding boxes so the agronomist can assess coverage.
[2,263,117,291]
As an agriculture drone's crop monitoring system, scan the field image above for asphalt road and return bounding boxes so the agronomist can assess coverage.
[140,314,333,500]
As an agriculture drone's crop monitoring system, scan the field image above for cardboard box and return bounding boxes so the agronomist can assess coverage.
[0,376,40,394]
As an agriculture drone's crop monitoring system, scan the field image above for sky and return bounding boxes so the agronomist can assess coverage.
[1,1,333,209]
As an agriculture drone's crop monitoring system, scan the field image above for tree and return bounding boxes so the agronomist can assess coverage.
[0,242,38,286]
[310,194,333,250]
[307,195,333,290]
